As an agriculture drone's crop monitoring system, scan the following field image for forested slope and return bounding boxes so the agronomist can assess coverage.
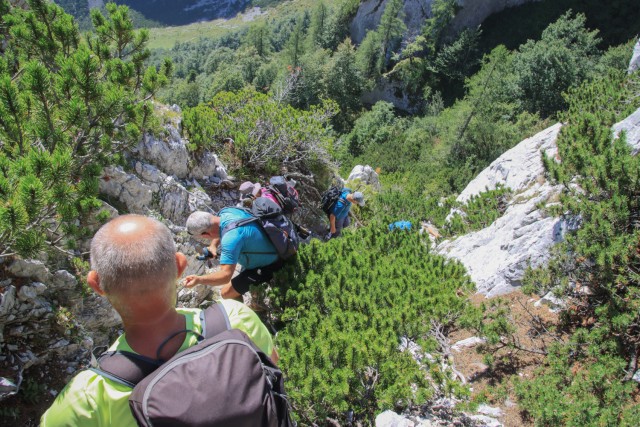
[1,1,640,426]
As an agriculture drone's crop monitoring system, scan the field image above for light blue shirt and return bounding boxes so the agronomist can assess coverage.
[219,208,279,270]
[331,188,352,220]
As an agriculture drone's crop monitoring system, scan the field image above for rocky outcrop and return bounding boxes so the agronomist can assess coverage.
[438,107,640,297]
[629,38,640,74]
[437,124,564,296]
[350,0,428,45]
[446,0,540,37]
[350,0,539,45]
[347,165,381,189]
[613,107,640,155]
[0,259,119,402]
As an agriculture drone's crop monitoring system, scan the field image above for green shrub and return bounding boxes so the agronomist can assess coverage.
[444,186,511,236]
[0,1,170,258]
[269,225,473,424]
[182,87,337,178]
[515,70,640,424]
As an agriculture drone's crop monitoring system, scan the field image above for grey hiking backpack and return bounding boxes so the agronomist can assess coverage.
[220,198,300,260]
[90,303,295,427]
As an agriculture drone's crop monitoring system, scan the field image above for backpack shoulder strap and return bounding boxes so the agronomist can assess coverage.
[88,307,229,388]
[201,303,232,339]
[89,350,162,388]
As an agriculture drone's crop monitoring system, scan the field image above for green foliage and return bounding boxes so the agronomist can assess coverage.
[269,225,473,424]
[377,0,406,60]
[323,40,365,132]
[20,379,47,405]
[183,88,337,177]
[515,70,640,424]
[343,101,399,158]
[0,1,170,258]
[513,12,601,117]
[444,187,511,236]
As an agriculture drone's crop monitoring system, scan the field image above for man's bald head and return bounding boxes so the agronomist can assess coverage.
[90,215,178,296]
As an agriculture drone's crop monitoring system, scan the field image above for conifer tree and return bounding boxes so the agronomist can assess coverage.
[377,0,406,61]
[0,0,171,258]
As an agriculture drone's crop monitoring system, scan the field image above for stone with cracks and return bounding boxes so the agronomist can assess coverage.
[137,132,190,179]
[629,38,640,74]
[348,165,381,189]
[7,259,51,283]
[437,108,640,297]
[456,124,562,203]
[612,107,640,155]
[100,166,153,214]
[376,410,414,427]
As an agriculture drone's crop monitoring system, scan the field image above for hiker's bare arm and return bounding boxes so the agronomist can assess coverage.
[207,237,220,256]
[184,264,236,288]
[271,348,279,364]
[329,214,337,234]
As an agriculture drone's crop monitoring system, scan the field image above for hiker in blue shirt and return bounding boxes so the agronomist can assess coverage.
[184,210,283,299]
[327,188,365,239]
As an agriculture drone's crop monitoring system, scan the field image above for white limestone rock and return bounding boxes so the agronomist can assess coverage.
[51,271,77,291]
[347,165,381,189]
[612,107,640,155]
[477,404,504,418]
[468,415,503,427]
[0,286,17,320]
[17,285,38,302]
[438,181,565,297]
[457,123,562,203]
[376,410,414,427]
[100,166,153,214]
[7,259,51,283]
[534,291,565,311]
[190,151,229,182]
[136,132,190,179]
[438,106,640,297]
[452,336,486,352]
[629,38,640,74]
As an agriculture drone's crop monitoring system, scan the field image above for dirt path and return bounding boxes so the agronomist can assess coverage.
[450,291,561,427]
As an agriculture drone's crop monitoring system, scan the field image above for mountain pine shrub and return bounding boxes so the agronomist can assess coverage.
[515,70,640,425]
[267,224,473,424]
[182,88,337,178]
[0,1,170,258]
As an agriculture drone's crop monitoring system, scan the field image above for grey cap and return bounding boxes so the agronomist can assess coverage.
[352,191,365,206]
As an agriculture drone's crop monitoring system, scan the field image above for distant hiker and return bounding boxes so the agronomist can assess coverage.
[325,188,365,240]
[41,215,279,427]
[238,181,262,208]
[261,175,300,215]
[184,208,287,299]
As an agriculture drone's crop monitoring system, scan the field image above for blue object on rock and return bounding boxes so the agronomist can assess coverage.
[389,221,412,231]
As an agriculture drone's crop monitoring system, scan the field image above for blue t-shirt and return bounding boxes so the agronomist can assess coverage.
[219,208,279,270]
[331,188,352,220]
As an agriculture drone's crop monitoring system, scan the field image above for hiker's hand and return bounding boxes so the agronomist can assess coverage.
[183,275,201,288]
[196,248,215,261]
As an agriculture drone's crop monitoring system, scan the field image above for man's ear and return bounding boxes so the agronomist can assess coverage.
[176,252,187,277]
[87,271,106,296]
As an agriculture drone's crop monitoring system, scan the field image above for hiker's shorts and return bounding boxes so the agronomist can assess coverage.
[231,259,285,294]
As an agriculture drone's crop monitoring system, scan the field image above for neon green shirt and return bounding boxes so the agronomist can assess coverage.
[41,300,274,427]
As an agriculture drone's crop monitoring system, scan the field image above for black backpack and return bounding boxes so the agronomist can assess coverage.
[321,185,344,215]
[221,198,300,260]
[264,176,300,215]
[90,303,295,427]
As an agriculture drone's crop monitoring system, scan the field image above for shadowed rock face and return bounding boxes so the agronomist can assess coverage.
[116,0,251,25]
[349,0,538,45]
